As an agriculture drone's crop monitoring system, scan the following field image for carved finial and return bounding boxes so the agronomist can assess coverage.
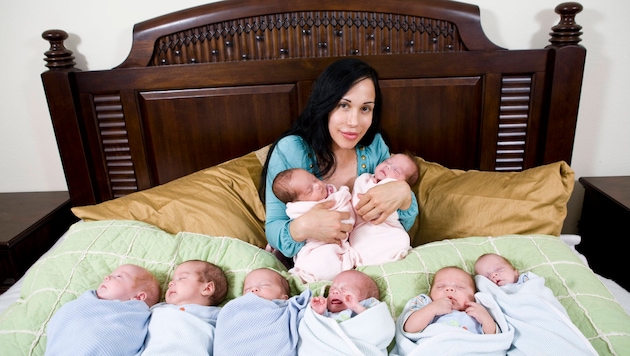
[548,2,583,47]
[42,29,76,70]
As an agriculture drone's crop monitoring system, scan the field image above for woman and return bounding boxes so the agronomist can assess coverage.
[260,58,418,259]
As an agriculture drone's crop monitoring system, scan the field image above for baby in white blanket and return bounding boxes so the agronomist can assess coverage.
[142,260,228,356]
[401,266,496,335]
[474,253,598,355]
[310,269,382,320]
[299,270,395,355]
[391,266,510,356]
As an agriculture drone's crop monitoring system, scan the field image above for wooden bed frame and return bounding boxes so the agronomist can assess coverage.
[40,0,586,209]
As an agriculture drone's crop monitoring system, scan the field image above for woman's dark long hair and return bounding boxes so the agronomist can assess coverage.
[259,58,383,203]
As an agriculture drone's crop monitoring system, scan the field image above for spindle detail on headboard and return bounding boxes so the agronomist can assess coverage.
[548,2,583,47]
[150,12,465,66]
[42,30,76,70]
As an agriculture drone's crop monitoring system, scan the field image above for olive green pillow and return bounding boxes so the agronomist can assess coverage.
[71,147,269,248]
[408,159,574,246]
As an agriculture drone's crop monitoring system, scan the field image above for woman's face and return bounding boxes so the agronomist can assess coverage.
[328,78,375,151]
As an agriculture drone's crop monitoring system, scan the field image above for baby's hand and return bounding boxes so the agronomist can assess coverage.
[465,301,496,334]
[403,296,451,333]
[311,296,327,315]
[430,297,455,317]
[344,293,367,314]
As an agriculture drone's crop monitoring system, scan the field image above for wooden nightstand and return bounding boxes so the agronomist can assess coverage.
[577,176,630,290]
[0,191,78,292]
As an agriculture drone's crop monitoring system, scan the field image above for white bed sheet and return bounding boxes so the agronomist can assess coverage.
[560,234,630,314]
[0,229,69,313]
[1,232,628,315]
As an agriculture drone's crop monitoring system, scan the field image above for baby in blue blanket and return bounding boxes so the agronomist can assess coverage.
[142,260,228,356]
[214,268,311,356]
[45,264,160,356]
[401,266,496,335]
[392,266,512,356]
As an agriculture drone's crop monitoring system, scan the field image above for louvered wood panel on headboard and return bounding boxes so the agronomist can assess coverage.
[496,75,533,171]
[93,94,137,198]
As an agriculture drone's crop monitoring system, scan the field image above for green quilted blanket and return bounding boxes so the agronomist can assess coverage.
[0,220,629,355]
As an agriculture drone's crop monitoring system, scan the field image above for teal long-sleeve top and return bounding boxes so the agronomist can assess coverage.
[264,133,419,257]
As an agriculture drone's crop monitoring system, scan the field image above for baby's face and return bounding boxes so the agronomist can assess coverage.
[96,264,143,301]
[291,169,328,201]
[429,267,475,311]
[373,154,414,182]
[243,269,289,301]
[326,271,365,313]
[165,262,211,306]
[475,254,519,286]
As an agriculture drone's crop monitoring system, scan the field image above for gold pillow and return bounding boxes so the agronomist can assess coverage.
[408,158,575,246]
[71,147,268,248]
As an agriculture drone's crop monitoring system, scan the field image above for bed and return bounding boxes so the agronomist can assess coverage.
[1,0,629,354]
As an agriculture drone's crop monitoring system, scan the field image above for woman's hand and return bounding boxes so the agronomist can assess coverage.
[354,180,412,224]
[289,200,352,244]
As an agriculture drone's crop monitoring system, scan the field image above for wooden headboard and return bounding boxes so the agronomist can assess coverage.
[40,0,586,208]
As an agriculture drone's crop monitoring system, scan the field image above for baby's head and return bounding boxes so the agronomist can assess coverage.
[373,153,419,185]
[272,168,328,203]
[429,266,476,312]
[326,270,379,313]
[474,253,520,286]
[96,264,160,307]
[165,260,228,306]
[243,268,290,301]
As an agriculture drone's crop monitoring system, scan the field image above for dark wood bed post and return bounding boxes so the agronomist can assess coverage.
[41,30,96,206]
[544,2,586,165]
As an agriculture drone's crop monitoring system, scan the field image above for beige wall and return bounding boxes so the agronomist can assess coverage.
[1,1,628,234]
